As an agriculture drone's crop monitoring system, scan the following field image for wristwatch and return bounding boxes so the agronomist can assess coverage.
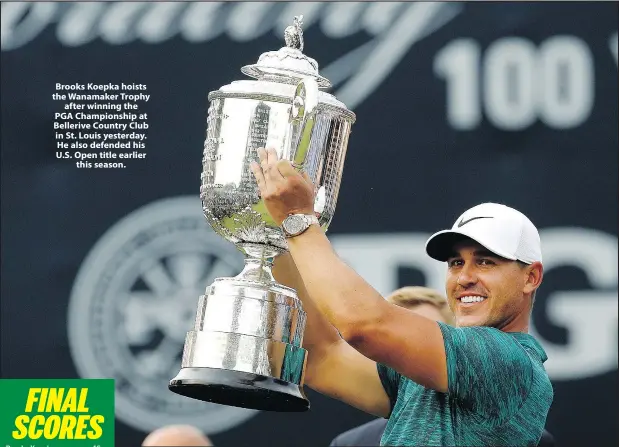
[281,213,319,238]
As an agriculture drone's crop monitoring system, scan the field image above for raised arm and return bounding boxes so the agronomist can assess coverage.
[273,252,391,417]
[252,148,448,393]
[286,226,448,392]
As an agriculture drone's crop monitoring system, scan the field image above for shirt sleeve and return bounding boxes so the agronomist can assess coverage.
[376,362,401,416]
[437,322,534,420]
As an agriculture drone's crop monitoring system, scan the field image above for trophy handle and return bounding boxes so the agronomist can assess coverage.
[286,77,319,168]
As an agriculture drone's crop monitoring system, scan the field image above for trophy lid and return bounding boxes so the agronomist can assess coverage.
[241,16,332,89]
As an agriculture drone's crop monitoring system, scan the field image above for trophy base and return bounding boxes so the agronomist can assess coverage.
[169,367,309,412]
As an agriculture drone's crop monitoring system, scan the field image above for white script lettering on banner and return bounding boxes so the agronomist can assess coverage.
[0,1,462,109]
[331,228,618,382]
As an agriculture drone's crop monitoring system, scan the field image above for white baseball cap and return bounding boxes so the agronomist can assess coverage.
[425,203,542,264]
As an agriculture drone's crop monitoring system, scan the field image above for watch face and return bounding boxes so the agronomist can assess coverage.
[283,215,305,235]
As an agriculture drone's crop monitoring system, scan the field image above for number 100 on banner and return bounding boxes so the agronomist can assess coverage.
[434,34,617,131]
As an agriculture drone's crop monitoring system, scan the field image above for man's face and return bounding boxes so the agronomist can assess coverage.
[445,240,533,328]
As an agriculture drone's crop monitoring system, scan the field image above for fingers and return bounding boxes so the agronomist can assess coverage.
[257,148,268,170]
[257,147,284,182]
[250,161,266,190]
[254,147,312,186]
[301,170,312,185]
[276,159,298,178]
[265,147,278,165]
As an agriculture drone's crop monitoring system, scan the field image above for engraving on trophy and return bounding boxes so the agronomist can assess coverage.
[203,135,222,162]
[240,102,271,189]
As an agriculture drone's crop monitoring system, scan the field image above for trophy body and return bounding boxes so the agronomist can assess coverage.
[169,17,355,412]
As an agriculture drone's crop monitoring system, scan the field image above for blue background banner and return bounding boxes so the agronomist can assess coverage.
[1,2,617,446]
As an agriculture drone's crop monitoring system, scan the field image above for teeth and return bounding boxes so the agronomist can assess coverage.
[461,296,486,303]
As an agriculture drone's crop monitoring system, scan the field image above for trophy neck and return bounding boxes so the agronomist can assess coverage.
[235,257,275,283]
[235,243,285,283]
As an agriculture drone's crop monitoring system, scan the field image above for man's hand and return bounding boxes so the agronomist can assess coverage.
[250,147,315,225]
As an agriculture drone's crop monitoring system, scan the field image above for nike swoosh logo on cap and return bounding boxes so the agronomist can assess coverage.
[457,216,494,228]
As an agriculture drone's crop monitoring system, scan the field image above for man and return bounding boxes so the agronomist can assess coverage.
[142,425,213,446]
[254,148,553,446]
[331,288,556,447]
[330,287,454,447]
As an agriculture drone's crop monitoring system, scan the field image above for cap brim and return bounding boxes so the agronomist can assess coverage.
[425,229,518,262]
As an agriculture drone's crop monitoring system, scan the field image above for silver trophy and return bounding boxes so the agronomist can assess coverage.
[169,16,355,412]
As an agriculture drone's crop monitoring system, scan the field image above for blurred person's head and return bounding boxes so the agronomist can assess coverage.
[386,286,454,325]
[425,203,543,330]
[142,424,212,446]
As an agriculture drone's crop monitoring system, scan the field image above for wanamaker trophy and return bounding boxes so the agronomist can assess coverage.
[169,16,356,412]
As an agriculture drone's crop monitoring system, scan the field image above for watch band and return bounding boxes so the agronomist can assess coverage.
[302,214,319,226]
[282,213,319,238]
